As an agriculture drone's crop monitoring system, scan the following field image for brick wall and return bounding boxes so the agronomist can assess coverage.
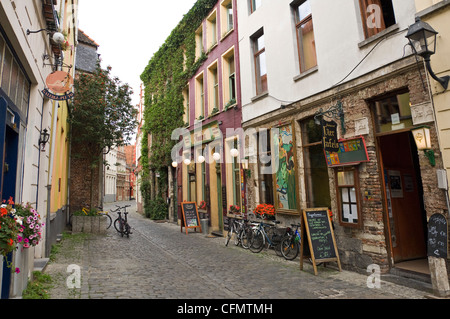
[244,61,448,273]
[69,142,102,212]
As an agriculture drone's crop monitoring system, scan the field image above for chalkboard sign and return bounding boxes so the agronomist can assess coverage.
[181,202,202,234]
[300,208,341,275]
[324,136,369,167]
[427,213,448,259]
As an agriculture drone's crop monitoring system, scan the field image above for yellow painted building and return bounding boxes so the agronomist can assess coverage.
[414,0,450,182]
[48,0,78,227]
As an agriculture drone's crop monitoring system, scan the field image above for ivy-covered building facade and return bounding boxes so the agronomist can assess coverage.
[140,0,243,233]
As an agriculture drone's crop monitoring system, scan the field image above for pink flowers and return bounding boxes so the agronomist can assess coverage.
[13,203,43,249]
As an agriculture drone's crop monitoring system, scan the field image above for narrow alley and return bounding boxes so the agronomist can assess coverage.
[42,201,432,303]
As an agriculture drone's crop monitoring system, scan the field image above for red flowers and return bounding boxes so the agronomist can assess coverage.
[254,204,275,218]
[229,205,241,215]
[198,201,207,210]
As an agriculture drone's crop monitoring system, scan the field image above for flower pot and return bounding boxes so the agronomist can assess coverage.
[72,215,107,234]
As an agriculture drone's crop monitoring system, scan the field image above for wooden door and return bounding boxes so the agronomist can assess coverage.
[379,132,427,262]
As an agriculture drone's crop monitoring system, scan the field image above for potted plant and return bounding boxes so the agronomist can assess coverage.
[198,200,207,219]
[14,203,44,249]
[229,204,241,216]
[0,198,21,257]
[253,203,276,220]
[0,197,21,273]
[72,207,107,234]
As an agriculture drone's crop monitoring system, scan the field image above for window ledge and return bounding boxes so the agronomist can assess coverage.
[250,91,269,103]
[293,66,318,82]
[358,24,399,49]
[221,28,234,42]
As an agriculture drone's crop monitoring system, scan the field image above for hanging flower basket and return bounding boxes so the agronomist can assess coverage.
[254,203,276,220]
[0,198,21,259]
[14,203,44,248]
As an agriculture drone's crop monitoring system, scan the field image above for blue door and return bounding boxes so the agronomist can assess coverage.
[0,97,20,299]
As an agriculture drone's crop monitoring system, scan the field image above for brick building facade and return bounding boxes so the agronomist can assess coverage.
[243,56,447,273]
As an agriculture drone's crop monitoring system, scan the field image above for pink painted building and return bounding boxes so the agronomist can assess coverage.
[178,0,243,234]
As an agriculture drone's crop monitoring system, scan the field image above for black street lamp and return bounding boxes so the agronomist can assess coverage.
[406,17,449,90]
[39,128,50,150]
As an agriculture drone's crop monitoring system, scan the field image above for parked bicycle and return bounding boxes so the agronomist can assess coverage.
[248,219,283,255]
[225,217,256,248]
[225,217,242,246]
[113,205,132,237]
[280,223,301,260]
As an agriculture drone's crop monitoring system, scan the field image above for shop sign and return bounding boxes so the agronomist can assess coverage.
[42,89,74,101]
[324,136,369,167]
[43,71,74,101]
[321,119,339,153]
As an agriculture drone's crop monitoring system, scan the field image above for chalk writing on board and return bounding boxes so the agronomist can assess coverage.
[427,214,447,259]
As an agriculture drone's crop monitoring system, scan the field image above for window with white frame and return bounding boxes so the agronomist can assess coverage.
[207,61,219,115]
[206,10,218,50]
[195,25,204,60]
[222,47,236,109]
[220,0,234,36]
[195,72,205,120]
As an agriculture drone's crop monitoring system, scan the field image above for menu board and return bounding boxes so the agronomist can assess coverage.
[324,136,369,167]
[300,208,342,275]
[427,213,448,259]
[181,202,202,234]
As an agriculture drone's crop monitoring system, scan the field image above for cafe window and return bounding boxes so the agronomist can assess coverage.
[301,118,331,208]
[335,167,362,228]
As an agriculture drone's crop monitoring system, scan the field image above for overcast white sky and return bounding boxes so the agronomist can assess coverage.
[77,1,198,106]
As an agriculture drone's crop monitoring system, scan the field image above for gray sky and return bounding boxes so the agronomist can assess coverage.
[78,1,198,106]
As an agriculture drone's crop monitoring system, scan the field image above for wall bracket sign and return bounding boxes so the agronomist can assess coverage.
[324,136,369,167]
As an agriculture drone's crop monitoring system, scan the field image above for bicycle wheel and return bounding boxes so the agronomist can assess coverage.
[103,213,113,229]
[234,225,242,246]
[124,223,131,238]
[280,236,299,260]
[249,229,265,253]
[114,218,124,236]
[240,228,251,249]
[225,227,233,246]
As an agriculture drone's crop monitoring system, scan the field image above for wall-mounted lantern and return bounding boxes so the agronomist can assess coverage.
[39,128,50,151]
[406,17,449,90]
[411,125,435,166]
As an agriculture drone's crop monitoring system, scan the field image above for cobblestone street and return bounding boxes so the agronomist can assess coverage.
[43,201,433,304]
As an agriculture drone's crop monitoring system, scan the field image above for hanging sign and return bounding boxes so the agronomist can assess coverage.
[46,71,73,93]
[42,89,74,101]
[321,119,340,153]
[324,136,369,167]
[43,71,74,101]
